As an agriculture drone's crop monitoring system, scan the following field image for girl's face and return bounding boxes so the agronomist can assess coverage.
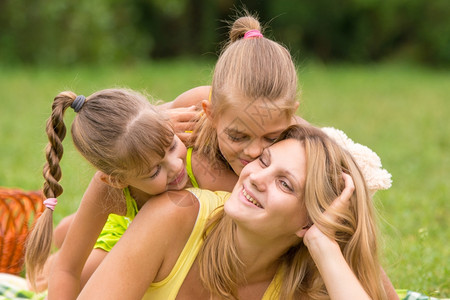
[126,134,189,196]
[225,138,308,239]
[213,98,292,175]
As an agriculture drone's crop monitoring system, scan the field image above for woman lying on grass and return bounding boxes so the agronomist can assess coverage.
[79,124,389,299]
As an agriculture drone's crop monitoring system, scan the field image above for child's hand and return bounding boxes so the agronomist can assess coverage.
[166,106,200,144]
[303,173,354,249]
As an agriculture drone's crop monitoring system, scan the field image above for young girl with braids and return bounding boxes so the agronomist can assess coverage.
[79,124,389,300]
[24,88,237,298]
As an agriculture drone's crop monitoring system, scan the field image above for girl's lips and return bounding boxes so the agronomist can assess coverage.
[169,168,187,186]
[240,159,250,166]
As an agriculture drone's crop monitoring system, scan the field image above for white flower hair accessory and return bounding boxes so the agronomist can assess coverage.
[321,127,392,196]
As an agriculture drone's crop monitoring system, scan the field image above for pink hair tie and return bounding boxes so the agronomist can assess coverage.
[244,30,263,39]
[43,198,58,211]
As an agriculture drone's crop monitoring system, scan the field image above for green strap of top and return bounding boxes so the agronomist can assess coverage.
[186,147,199,188]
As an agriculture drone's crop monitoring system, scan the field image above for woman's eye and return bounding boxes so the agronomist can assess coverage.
[149,165,162,179]
[258,156,268,167]
[280,180,293,192]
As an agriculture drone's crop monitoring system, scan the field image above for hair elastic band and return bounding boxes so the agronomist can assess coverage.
[43,198,58,211]
[244,30,263,39]
[71,95,86,113]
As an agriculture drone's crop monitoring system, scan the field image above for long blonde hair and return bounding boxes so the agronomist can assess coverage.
[192,12,299,169]
[199,125,387,299]
[25,88,173,288]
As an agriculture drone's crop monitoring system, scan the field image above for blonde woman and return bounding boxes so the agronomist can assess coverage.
[79,124,388,299]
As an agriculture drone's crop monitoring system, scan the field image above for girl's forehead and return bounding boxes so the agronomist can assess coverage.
[220,103,291,135]
[225,97,290,117]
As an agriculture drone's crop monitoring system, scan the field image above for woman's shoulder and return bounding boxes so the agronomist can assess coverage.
[187,188,229,213]
[139,190,200,227]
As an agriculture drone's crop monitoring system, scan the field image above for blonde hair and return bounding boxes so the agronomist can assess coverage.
[25,88,173,288]
[199,125,387,299]
[192,12,298,169]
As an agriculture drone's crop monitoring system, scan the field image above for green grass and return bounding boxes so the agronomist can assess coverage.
[298,62,450,297]
[1,60,448,297]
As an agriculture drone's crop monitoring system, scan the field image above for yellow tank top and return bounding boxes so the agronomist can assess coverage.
[143,188,282,300]
[94,187,137,251]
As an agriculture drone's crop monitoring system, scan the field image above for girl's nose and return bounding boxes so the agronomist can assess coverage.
[243,139,264,159]
[166,156,183,179]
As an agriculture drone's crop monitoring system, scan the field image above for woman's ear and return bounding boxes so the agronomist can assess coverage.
[295,222,312,238]
[98,172,127,189]
[295,227,308,239]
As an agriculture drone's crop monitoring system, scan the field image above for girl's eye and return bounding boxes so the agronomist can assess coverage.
[279,179,293,192]
[227,134,246,142]
[149,165,162,179]
[264,137,278,143]
[169,139,177,152]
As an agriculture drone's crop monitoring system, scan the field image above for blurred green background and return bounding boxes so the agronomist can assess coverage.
[0,0,449,66]
[0,0,449,297]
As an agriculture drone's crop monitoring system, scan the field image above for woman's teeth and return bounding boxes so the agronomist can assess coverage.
[243,189,262,208]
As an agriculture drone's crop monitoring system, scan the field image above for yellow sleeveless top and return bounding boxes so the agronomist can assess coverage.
[143,188,282,300]
[94,187,137,251]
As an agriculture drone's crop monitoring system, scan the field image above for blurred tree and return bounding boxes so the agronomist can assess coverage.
[133,0,219,58]
[268,0,450,65]
[0,0,150,65]
[0,0,448,65]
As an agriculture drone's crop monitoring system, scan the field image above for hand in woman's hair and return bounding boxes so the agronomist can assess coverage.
[302,173,355,248]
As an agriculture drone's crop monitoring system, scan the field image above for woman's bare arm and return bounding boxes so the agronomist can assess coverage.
[78,190,200,300]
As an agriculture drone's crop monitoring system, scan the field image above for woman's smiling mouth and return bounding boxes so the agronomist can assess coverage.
[242,188,263,208]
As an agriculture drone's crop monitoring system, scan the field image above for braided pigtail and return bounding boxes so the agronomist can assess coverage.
[25,91,79,289]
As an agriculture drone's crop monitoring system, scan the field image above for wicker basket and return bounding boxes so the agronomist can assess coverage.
[0,188,45,275]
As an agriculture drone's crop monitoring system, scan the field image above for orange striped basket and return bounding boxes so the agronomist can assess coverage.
[0,188,45,275]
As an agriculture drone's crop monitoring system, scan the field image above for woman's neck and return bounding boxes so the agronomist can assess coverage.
[234,227,297,283]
